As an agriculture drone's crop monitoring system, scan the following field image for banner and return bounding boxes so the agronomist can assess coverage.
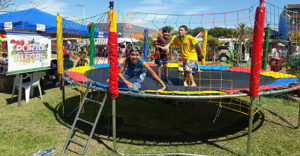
[124,23,132,29]
[7,32,51,75]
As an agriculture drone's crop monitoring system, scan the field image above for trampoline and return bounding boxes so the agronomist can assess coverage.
[61,1,300,155]
[65,63,300,99]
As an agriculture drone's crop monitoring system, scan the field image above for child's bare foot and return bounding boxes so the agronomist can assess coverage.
[178,67,184,72]
[183,81,188,86]
[191,83,197,87]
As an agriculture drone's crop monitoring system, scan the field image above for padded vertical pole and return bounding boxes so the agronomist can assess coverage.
[144,29,148,61]
[247,0,265,155]
[108,8,119,99]
[262,27,270,70]
[201,30,208,65]
[89,23,95,66]
[56,14,65,105]
[249,0,265,97]
[56,15,63,75]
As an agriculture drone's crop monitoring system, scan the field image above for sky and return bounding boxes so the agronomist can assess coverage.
[3,0,300,21]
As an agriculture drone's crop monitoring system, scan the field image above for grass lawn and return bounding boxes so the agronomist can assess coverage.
[0,82,299,156]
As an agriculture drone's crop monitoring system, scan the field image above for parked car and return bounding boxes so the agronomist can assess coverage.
[217,45,232,62]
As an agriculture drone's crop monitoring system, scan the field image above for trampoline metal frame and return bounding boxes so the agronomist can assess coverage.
[65,76,300,99]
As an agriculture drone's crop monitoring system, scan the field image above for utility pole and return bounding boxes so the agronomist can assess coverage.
[76,4,85,24]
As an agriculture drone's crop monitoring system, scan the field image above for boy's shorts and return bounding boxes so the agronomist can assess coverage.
[183,60,196,72]
[155,54,168,66]
[118,68,146,89]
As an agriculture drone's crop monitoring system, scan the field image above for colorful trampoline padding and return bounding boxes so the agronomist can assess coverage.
[148,63,230,71]
[260,71,297,79]
[65,63,299,95]
[225,67,266,73]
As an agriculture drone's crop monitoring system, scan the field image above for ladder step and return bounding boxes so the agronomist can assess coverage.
[77,118,94,126]
[85,98,102,105]
[69,139,85,148]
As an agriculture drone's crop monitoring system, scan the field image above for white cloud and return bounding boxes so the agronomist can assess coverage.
[120,0,211,29]
[132,0,209,15]
[183,7,210,15]
[140,0,163,5]
[132,5,171,13]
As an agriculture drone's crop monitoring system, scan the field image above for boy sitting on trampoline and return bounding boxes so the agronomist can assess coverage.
[163,25,204,87]
[118,49,166,91]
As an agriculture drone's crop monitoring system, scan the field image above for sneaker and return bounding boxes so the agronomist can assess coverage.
[32,148,56,156]
[45,81,53,86]
[55,82,60,87]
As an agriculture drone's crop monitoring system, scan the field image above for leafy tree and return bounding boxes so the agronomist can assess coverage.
[0,0,13,11]
[208,27,235,38]
[288,30,300,42]
[137,37,155,57]
[190,27,205,37]
[207,35,221,61]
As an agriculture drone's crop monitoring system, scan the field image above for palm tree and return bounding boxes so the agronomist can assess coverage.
[233,23,251,66]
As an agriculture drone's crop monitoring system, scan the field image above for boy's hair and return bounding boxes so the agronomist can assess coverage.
[179,25,188,31]
[63,54,70,60]
[2,53,7,57]
[129,48,141,55]
[162,26,171,33]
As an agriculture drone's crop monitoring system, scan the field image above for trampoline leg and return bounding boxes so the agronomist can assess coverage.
[298,101,300,129]
[246,97,255,156]
[262,106,299,129]
[65,106,79,118]
[112,98,120,154]
[261,93,300,129]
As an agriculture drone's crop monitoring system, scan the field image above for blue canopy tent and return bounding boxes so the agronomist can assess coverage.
[0,8,107,37]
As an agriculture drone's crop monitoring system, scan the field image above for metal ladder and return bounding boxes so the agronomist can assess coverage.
[61,83,108,156]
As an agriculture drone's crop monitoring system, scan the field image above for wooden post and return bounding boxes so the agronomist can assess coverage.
[17,74,23,107]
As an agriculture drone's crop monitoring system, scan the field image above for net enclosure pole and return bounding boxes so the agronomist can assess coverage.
[247,0,266,155]
[56,14,65,104]
[144,29,148,61]
[262,27,270,70]
[89,23,95,66]
[108,2,118,99]
[56,14,64,78]
[108,1,120,154]
[201,30,208,65]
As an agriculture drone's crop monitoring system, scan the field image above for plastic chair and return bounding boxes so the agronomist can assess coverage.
[11,71,46,103]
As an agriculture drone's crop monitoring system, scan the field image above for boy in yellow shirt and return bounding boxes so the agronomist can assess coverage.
[163,25,204,87]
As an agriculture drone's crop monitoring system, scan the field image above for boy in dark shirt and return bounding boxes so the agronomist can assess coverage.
[154,27,171,84]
